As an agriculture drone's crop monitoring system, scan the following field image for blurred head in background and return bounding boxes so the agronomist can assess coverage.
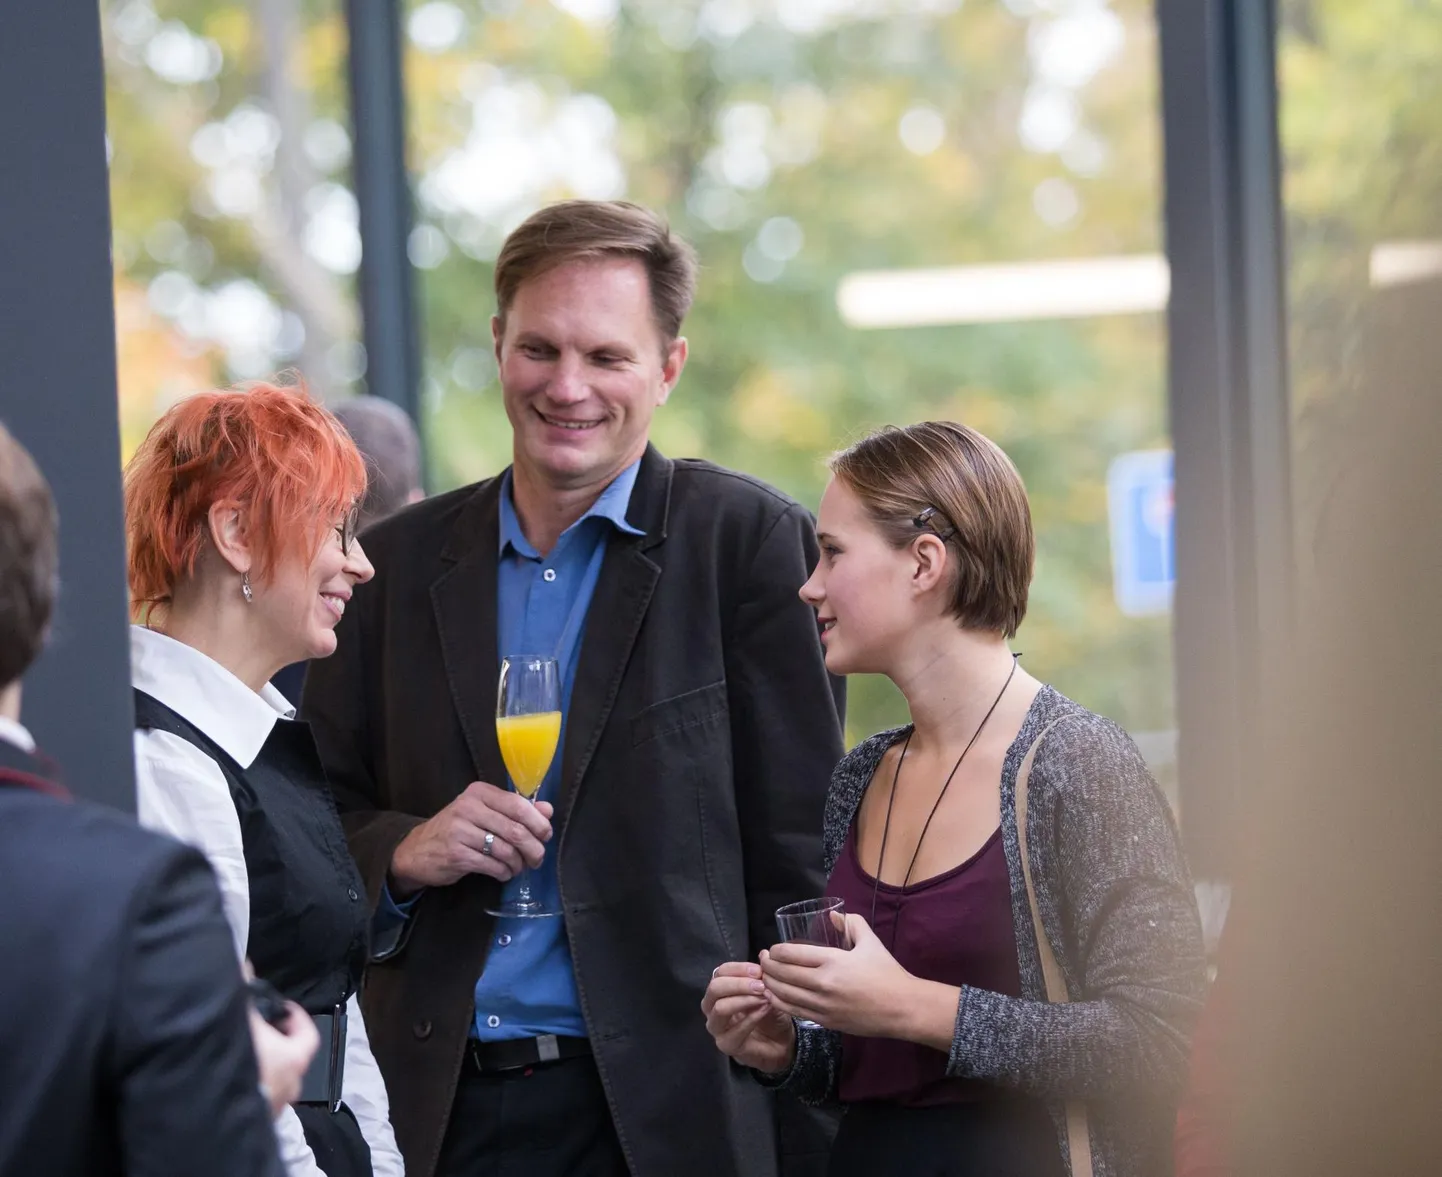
[0,422,58,707]
[124,381,374,690]
[332,395,424,532]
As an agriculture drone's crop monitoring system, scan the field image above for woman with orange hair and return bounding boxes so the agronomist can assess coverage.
[124,382,402,1177]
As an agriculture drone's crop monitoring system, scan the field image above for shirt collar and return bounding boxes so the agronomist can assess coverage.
[130,626,296,769]
[498,459,645,558]
[0,715,36,754]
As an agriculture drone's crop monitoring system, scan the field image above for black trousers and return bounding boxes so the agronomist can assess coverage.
[294,1102,373,1177]
[435,1054,630,1177]
[826,1099,1066,1177]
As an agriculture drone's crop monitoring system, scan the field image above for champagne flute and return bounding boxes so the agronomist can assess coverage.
[485,655,562,919]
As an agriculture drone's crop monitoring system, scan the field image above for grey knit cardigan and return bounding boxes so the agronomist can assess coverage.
[767,684,1207,1177]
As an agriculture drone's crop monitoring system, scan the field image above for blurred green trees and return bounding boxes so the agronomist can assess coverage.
[103,0,1177,754]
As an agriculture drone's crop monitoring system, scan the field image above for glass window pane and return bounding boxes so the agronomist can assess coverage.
[103,0,363,461]
[404,0,1174,787]
[1279,0,1442,589]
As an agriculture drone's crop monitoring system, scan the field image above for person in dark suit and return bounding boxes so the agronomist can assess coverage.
[302,200,845,1177]
[0,421,290,1177]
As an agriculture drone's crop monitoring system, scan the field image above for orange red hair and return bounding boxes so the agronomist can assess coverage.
[124,381,366,613]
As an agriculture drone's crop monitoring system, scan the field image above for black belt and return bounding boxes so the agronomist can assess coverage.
[465,1034,590,1074]
[296,1004,348,1111]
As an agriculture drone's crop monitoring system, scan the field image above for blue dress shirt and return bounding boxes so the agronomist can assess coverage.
[474,461,642,1041]
[375,461,642,1042]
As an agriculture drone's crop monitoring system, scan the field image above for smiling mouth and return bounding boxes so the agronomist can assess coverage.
[818,617,836,635]
[537,410,603,432]
[321,593,347,620]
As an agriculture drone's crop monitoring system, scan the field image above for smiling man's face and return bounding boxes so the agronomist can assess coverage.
[493,256,687,494]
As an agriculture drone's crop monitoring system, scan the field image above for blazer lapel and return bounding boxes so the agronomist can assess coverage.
[430,479,505,788]
[557,448,673,826]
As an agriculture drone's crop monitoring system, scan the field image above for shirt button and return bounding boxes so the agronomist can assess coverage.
[542,568,557,582]
[347,887,359,901]
[486,1015,501,1029]
[497,934,512,947]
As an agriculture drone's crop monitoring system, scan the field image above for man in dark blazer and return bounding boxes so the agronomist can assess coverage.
[0,422,286,1177]
[303,201,844,1177]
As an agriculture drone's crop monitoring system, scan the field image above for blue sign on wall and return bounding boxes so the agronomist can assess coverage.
[1106,449,1174,616]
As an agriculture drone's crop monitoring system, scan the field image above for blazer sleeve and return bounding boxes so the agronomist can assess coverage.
[108,844,285,1177]
[303,577,424,905]
[724,502,846,960]
[947,719,1208,1101]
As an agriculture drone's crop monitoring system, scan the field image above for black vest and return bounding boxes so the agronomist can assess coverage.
[133,690,368,1015]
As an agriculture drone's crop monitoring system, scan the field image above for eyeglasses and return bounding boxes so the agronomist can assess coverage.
[912,505,958,542]
[334,504,361,555]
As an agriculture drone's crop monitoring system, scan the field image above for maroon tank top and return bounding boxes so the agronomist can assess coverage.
[828,818,1022,1106]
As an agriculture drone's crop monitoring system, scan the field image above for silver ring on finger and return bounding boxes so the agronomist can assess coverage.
[481,832,496,857]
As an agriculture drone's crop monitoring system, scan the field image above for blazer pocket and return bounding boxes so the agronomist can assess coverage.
[631,680,729,747]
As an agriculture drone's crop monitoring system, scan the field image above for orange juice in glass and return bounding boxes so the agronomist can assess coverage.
[496,711,561,799]
[486,656,562,919]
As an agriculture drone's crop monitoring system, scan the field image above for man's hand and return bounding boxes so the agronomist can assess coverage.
[389,780,554,895]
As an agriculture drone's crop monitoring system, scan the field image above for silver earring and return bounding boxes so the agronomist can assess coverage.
[241,572,253,603]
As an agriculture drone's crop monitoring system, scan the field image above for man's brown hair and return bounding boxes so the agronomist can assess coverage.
[494,200,699,342]
[831,421,1034,638]
[0,422,58,686]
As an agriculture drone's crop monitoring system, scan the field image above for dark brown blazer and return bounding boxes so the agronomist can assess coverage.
[303,446,845,1177]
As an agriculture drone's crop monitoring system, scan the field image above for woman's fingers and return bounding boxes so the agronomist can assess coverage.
[711,961,762,979]
[766,942,834,968]
[716,1003,778,1055]
[701,964,761,1013]
[762,974,826,1021]
[706,993,767,1031]
[702,975,766,1017]
[760,954,826,991]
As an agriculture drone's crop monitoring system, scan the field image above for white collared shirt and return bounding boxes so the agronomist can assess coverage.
[0,715,36,753]
[130,626,404,1177]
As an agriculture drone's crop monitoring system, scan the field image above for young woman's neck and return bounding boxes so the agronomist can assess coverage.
[158,579,285,694]
[890,623,1029,752]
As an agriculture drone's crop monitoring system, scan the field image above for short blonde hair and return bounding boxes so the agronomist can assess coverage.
[831,422,1034,638]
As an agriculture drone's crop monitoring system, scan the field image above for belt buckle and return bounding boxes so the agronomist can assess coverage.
[536,1033,560,1063]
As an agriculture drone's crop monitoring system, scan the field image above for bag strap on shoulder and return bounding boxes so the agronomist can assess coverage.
[1015,717,1093,1177]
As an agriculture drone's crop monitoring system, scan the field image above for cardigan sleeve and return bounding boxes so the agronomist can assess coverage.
[1175,928,1232,1177]
[752,1022,843,1108]
[945,715,1208,1101]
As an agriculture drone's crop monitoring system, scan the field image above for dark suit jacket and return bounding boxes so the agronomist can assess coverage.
[303,447,845,1177]
[0,742,282,1177]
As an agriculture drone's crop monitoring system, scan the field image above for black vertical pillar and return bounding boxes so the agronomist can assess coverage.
[1158,0,1292,879]
[345,0,424,474]
[0,5,136,809]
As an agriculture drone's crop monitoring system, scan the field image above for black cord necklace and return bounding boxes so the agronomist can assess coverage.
[869,654,1020,947]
